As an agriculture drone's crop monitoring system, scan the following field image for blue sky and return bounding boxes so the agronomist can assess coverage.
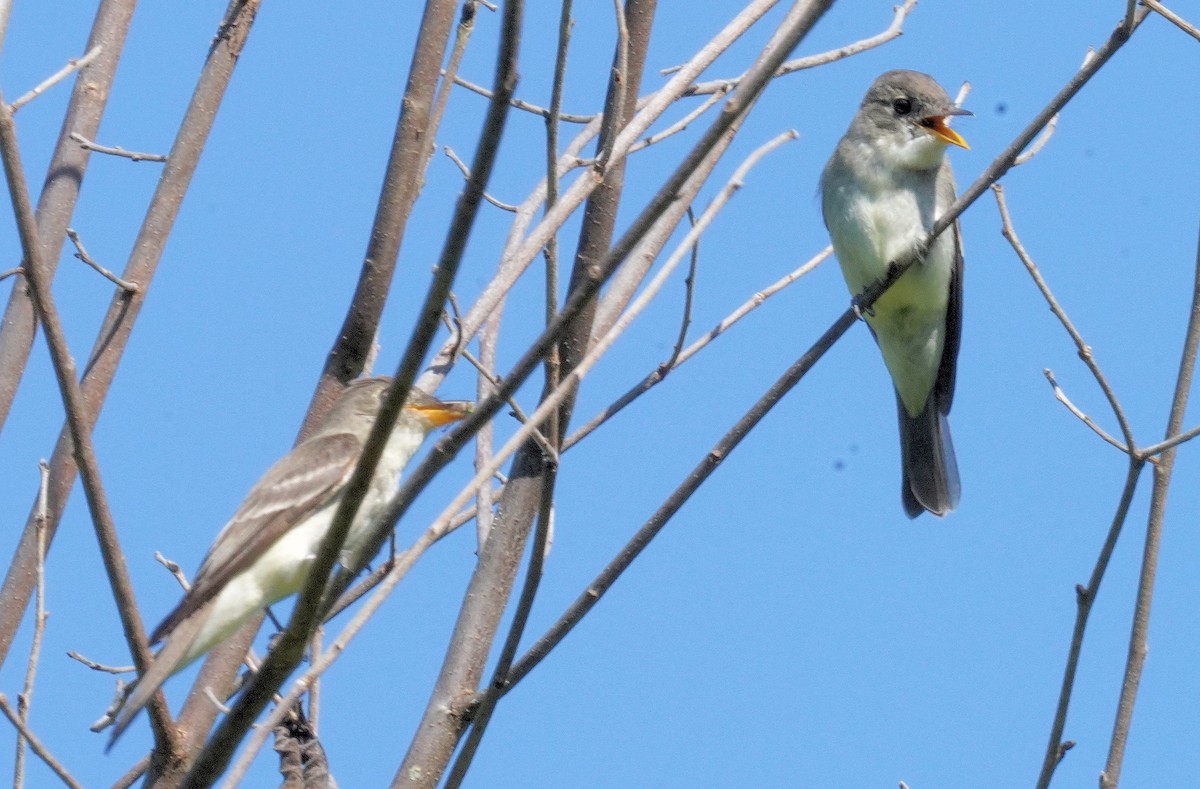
[1,1,1198,787]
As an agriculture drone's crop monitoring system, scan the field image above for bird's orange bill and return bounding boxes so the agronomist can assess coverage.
[921,116,969,149]
[412,400,473,426]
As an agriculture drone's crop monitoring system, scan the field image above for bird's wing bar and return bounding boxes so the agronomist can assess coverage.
[149,432,360,643]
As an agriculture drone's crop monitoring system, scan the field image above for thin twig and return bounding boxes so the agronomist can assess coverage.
[430,1,482,173]
[539,0,571,437]
[1041,369,1127,453]
[594,0,629,169]
[683,0,917,95]
[110,755,151,789]
[1034,461,1143,789]
[567,197,826,451]
[664,206,701,371]
[154,550,191,590]
[15,461,51,789]
[67,131,167,162]
[1143,0,1200,40]
[1014,114,1058,166]
[449,73,594,122]
[1101,224,1200,789]
[625,90,726,157]
[993,184,1136,450]
[439,312,557,461]
[9,46,103,111]
[66,651,134,674]
[0,695,84,789]
[1136,422,1200,459]
[444,146,518,211]
[65,228,140,291]
[474,307,501,548]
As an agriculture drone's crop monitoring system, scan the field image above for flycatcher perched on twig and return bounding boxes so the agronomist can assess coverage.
[820,70,969,517]
[106,377,471,745]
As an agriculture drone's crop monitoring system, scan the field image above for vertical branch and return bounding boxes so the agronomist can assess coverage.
[1100,227,1200,788]
[0,89,178,751]
[1034,461,1144,789]
[14,461,50,789]
[0,0,138,671]
[474,307,502,547]
[395,3,658,786]
[540,0,573,431]
[299,0,462,432]
[0,0,137,436]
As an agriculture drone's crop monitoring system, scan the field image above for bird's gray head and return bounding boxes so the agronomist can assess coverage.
[850,69,970,170]
[317,377,472,438]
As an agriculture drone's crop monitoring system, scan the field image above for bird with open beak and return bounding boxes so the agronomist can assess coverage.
[106,377,471,746]
[820,69,970,517]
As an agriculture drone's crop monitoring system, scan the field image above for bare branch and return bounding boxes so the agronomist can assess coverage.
[567,246,829,449]
[0,695,85,789]
[0,88,177,751]
[449,73,595,122]
[67,651,134,674]
[474,308,501,548]
[420,0,780,391]
[993,184,1136,450]
[1101,225,1200,789]
[1013,114,1058,166]
[0,0,140,674]
[1144,0,1200,40]
[67,132,166,162]
[1042,369,1128,453]
[664,206,701,371]
[14,461,50,789]
[1034,459,1142,789]
[443,145,518,211]
[684,0,917,95]
[154,551,192,590]
[9,46,103,111]
[1136,421,1200,459]
[301,0,463,428]
[65,228,140,291]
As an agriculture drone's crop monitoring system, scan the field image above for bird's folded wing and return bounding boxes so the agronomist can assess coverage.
[150,432,361,643]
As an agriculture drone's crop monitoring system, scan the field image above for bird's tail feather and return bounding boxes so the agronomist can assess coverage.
[898,395,960,518]
[106,611,208,750]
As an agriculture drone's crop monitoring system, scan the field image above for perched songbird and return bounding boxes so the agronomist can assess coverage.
[107,378,471,745]
[820,70,969,517]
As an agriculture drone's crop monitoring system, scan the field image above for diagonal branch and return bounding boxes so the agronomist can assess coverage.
[0,88,178,752]
[0,0,138,672]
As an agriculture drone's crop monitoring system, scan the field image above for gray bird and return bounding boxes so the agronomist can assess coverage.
[820,69,969,517]
[107,378,471,746]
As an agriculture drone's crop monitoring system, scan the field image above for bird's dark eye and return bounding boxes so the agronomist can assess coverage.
[892,98,912,115]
